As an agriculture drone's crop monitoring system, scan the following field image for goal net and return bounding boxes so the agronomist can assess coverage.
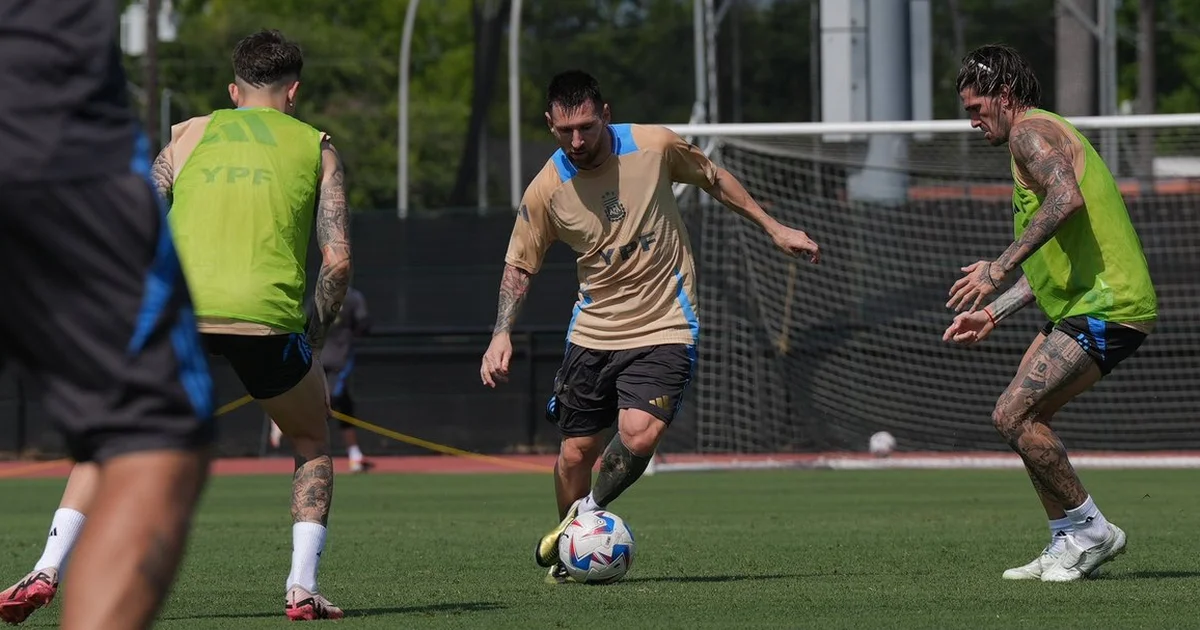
[660,114,1200,464]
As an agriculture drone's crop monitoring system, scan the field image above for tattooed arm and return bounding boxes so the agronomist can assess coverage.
[493,265,532,336]
[150,144,174,205]
[947,119,1083,312]
[305,140,352,353]
[482,179,555,387]
[984,275,1035,324]
[990,119,1085,282]
[479,264,532,388]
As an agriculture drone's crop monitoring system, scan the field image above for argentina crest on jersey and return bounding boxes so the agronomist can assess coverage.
[601,190,626,223]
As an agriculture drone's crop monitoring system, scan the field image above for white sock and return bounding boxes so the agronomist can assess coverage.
[34,508,86,573]
[1064,496,1110,548]
[578,493,600,515]
[285,522,327,593]
[1047,517,1072,554]
[347,445,362,461]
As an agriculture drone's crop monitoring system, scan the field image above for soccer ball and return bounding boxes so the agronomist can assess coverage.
[558,510,636,584]
[869,431,897,457]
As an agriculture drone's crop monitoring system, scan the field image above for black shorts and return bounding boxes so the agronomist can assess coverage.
[204,333,312,399]
[1041,316,1148,376]
[546,343,697,438]
[324,366,355,426]
[0,169,215,463]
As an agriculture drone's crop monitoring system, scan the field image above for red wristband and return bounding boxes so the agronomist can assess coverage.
[984,308,997,327]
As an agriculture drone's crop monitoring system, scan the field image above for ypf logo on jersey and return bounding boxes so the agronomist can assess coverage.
[601,191,627,223]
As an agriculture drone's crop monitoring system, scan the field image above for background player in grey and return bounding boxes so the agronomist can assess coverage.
[0,1,214,628]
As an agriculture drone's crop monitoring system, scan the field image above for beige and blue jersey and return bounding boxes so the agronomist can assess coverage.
[505,124,717,351]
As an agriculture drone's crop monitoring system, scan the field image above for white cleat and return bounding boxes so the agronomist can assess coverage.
[1003,545,1104,580]
[1002,548,1059,580]
[1040,524,1126,582]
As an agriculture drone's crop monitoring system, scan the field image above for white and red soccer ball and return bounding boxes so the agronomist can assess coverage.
[558,510,636,584]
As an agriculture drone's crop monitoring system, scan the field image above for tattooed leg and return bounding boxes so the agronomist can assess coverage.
[1024,464,1067,519]
[258,362,336,594]
[589,410,667,509]
[591,434,653,508]
[292,454,334,525]
[992,330,1102,511]
[1009,333,1067,519]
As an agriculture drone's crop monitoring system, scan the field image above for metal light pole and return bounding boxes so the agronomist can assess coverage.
[692,0,707,125]
[1137,0,1156,185]
[397,0,421,219]
[144,0,160,149]
[508,0,524,211]
[1056,0,1119,171]
[704,0,717,125]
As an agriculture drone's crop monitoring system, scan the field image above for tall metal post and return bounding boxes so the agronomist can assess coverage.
[144,0,160,149]
[704,0,718,124]
[397,0,421,219]
[692,0,707,124]
[1137,0,1156,186]
[508,0,524,211]
[848,0,910,204]
[1056,0,1097,116]
[1098,0,1120,174]
[160,88,173,150]
[1055,0,1118,171]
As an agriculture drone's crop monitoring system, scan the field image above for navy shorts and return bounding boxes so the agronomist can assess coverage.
[1041,316,1148,376]
[0,169,215,462]
[204,333,313,399]
[546,343,697,438]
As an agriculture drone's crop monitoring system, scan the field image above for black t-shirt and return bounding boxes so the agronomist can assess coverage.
[0,0,137,183]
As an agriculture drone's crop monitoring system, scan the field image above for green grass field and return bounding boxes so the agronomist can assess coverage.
[2,468,1198,628]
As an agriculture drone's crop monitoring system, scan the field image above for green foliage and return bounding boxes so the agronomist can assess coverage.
[136,0,474,210]
[931,0,1057,119]
[1118,0,1200,115]
[122,0,1190,211]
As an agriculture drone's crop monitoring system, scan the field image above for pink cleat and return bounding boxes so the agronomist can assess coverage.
[285,585,344,621]
[0,568,58,625]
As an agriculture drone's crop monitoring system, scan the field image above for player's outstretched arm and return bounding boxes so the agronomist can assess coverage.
[481,264,532,387]
[985,275,1034,323]
[150,144,174,205]
[306,140,352,354]
[947,120,1082,312]
[702,167,820,263]
[993,120,1085,276]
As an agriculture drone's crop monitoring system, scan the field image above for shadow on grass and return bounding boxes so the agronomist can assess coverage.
[163,601,505,621]
[621,573,798,584]
[1107,570,1200,580]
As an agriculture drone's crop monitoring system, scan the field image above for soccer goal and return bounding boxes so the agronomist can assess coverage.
[655,113,1200,471]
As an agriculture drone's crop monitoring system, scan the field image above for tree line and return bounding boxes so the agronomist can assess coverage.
[123,0,1197,211]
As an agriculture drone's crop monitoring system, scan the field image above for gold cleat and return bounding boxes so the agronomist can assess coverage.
[544,562,575,584]
[534,499,581,567]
